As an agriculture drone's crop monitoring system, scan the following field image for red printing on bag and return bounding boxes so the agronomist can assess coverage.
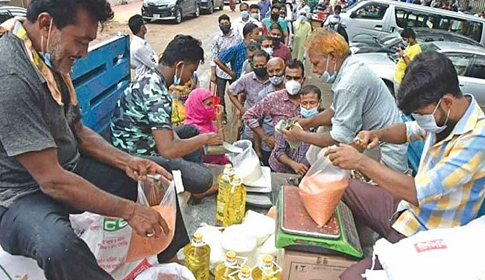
[414,239,448,253]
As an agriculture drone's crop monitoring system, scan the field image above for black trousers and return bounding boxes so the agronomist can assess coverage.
[0,155,189,280]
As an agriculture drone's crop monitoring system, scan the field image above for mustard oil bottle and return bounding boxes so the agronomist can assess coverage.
[222,175,246,227]
[230,265,253,280]
[215,251,240,280]
[184,232,211,280]
[251,255,281,280]
[217,164,234,225]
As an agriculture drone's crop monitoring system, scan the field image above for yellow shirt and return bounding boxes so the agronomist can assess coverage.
[394,43,422,84]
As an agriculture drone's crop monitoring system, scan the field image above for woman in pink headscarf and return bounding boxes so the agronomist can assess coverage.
[185,88,227,164]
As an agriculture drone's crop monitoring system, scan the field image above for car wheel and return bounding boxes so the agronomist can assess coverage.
[219,0,224,10]
[208,1,214,13]
[194,4,200,17]
[175,9,183,24]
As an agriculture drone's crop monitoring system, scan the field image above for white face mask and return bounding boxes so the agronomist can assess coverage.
[285,80,301,96]
[412,99,450,134]
[319,54,338,84]
[262,47,273,56]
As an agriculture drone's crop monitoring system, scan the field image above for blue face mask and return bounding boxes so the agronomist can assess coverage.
[241,10,249,19]
[319,54,338,84]
[173,62,185,86]
[301,106,319,118]
[40,19,54,69]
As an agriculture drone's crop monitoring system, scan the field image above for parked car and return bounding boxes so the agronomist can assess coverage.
[200,0,224,13]
[350,27,482,54]
[340,0,485,45]
[223,0,242,6]
[142,0,200,24]
[0,6,26,24]
[353,41,485,111]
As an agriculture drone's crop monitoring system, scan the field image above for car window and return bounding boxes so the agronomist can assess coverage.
[446,19,483,44]
[0,11,12,25]
[354,3,389,20]
[395,8,440,29]
[445,52,474,77]
[469,55,485,79]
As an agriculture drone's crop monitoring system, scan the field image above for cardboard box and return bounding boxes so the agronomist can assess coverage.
[281,250,358,280]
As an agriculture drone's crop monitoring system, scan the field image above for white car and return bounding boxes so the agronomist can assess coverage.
[353,41,485,111]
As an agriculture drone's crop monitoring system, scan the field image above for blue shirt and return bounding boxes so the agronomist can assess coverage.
[218,41,247,79]
[258,0,271,21]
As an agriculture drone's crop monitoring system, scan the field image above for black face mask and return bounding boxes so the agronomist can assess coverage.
[253,67,267,78]
[272,37,283,46]
[220,25,231,34]
[271,13,279,21]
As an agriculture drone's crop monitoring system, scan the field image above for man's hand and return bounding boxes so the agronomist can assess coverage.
[283,125,304,142]
[263,136,276,149]
[229,70,237,80]
[325,144,364,170]
[204,132,223,146]
[397,47,404,57]
[354,130,380,150]
[125,157,173,181]
[125,203,169,238]
[215,104,224,121]
[235,108,246,119]
[291,162,309,175]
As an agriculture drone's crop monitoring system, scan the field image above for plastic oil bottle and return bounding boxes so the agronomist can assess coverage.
[184,232,211,280]
[230,265,253,280]
[217,164,234,225]
[222,175,246,227]
[215,251,240,280]
[251,255,281,280]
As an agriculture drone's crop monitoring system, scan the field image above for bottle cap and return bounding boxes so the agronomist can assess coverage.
[193,232,203,243]
[240,265,251,276]
[262,255,273,265]
[226,251,237,261]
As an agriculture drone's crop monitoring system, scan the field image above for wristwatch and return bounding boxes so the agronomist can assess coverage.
[402,53,408,59]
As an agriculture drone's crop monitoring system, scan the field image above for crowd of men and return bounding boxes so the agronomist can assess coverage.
[0,0,485,279]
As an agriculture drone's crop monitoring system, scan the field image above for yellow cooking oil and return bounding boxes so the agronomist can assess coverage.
[184,232,211,280]
[251,255,281,280]
[217,164,234,225]
[215,251,240,280]
[222,175,246,227]
[230,265,253,280]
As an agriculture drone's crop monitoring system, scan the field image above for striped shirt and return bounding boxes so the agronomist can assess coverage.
[218,41,247,79]
[392,95,485,236]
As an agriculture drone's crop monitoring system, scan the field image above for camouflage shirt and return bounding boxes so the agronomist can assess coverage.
[110,68,172,156]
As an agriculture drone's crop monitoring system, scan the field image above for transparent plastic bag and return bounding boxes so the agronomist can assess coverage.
[125,177,177,262]
[229,140,263,184]
[299,147,350,227]
[134,263,196,280]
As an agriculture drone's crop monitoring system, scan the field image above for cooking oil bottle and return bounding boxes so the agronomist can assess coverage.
[215,251,240,280]
[230,265,253,280]
[217,164,234,225]
[184,232,211,280]
[222,175,246,227]
[251,255,281,280]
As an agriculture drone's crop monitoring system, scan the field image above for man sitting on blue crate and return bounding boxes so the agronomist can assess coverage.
[326,52,485,279]
[111,35,221,199]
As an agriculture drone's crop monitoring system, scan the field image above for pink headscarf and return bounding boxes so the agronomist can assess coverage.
[184,88,216,134]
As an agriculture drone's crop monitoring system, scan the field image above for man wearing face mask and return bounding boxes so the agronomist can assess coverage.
[284,29,408,173]
[270,85,321,174]
[0,0,190,278]
[329,51,485,280]
[111,35,221,198]
[211,14,242,122]
[259,35,274,57]
[262,4,289,45]
[128,14,157,78]
[394,28,421,94]
[243,59,305,164]
[235,3,262,40]
[292,11,311,61]
[269,23,292,62]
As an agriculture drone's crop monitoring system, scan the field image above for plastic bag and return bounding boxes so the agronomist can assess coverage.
[371,216,485,280]
[126,178,177,262]
[241,211,275,246]
[299,147,350,227]
[72,178,177,274]
[194,224,225,268]
[135,263,196,280]
[229,140,263,184]
[221,224,258,267]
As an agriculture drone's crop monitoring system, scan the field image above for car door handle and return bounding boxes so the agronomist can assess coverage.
[459,83,465,87]
[375,25,383,30]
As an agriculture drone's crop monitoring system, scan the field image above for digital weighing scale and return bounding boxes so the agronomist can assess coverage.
[275,186,363,259]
